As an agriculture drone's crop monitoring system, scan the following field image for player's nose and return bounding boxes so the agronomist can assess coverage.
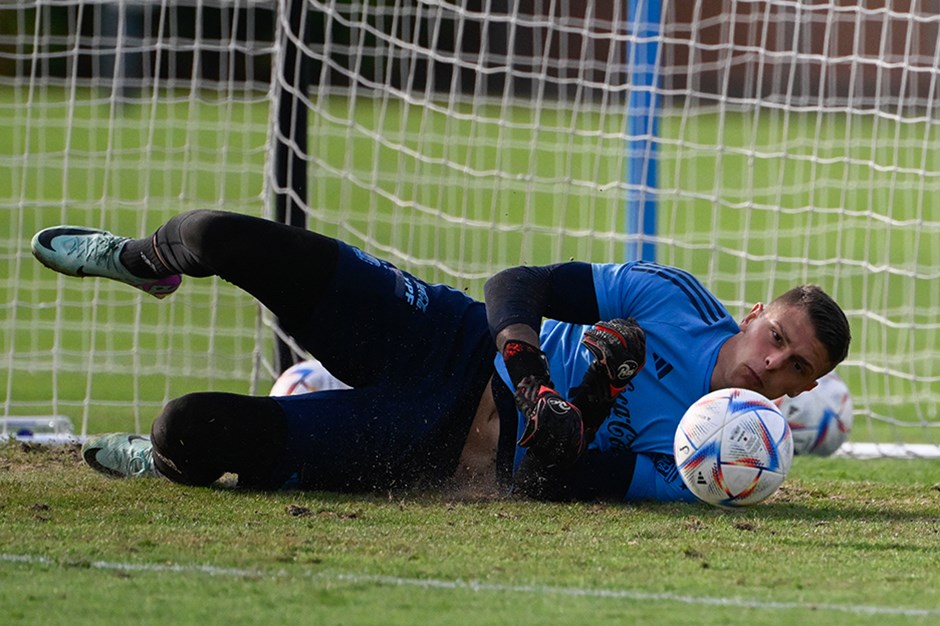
[764,352,783,369]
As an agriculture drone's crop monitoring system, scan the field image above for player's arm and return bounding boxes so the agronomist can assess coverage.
[485,263,646,443]
[485,263,599,462]
[484,263,600,345]
[571,318,646,439]
[514,448,696,504]
[512,447,639,501]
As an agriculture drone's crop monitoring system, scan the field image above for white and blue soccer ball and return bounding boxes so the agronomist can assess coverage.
[674,388,793,508]
[269,358,350,396]
[775,371,853,457]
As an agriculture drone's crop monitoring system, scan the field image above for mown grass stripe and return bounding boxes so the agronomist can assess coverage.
[2,553,937,618]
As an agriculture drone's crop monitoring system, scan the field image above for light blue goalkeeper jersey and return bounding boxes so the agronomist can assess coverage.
[495,261,740,490]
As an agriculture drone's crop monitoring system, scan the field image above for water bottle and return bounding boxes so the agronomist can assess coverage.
[0,416,79,444]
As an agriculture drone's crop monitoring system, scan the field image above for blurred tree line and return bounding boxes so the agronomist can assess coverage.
[0,1,517,96]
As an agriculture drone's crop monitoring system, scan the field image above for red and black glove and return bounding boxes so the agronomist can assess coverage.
[502,340,584,463]
[569,318,646,439]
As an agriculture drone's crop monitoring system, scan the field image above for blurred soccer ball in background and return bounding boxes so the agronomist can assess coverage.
[269,358,350,396]
[775,371,853,457]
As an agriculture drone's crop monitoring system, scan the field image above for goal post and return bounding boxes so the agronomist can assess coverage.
[2,1,940,459]
[271,0,311,374]
[626,0,660,263]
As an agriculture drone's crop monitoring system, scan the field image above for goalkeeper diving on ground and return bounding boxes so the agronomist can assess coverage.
[30,210,851,501]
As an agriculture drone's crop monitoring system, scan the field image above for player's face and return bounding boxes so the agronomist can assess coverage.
[719,302,830,400]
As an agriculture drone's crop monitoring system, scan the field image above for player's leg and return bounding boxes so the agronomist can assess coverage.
[116,383,482,491]
[78,391,287,485]
[139,210,339,327]
[82,285,494,488]
[33,210,478,388]
[137,289,495,490]
[148,392,288,487]
[137,210,498,389]
[140,209,431,384]
[32,210,339,324]
[34,210,372,383]
[270,381,491,491]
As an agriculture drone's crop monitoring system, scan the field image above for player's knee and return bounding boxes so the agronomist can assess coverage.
[151,391,288,488]
[150,392,226,486]
[175,209,232,261]
[155,209,234,277]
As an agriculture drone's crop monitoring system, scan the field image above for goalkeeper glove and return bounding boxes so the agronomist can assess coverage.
[514,376,584,463]
[502,340,584,463]
[569,318,646,437]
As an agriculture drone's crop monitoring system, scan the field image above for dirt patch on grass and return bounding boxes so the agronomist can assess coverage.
[0,441,83,475]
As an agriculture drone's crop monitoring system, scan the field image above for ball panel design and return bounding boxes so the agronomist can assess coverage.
[674,388,793,507]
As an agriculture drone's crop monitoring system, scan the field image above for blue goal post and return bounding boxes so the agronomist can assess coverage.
[625,0,661,263]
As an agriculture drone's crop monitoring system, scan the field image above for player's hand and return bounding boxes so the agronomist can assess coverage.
[514,376,584,464]
[569,318,646,440]
[581,318,646,396]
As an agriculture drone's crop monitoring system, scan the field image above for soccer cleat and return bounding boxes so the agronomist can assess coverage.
[81,433,162,478]
[31,226,181,298]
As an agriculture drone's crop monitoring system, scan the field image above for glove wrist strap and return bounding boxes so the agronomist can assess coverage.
[502,340,552,389]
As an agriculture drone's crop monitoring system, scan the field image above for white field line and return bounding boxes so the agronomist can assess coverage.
[836,442,940,459]
[2,553,938,618]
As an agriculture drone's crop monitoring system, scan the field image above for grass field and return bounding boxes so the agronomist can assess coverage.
[1,443,938,624]
[2,90,940,623]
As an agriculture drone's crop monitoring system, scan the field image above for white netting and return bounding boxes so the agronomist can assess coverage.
[3,1,939,455]
[2,0,275,434]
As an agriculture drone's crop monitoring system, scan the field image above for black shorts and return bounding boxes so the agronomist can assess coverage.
[270,241,496,491]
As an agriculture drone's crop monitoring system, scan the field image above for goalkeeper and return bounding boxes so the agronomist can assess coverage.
[30,210,850,501]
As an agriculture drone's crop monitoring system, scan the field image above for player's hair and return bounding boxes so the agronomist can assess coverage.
[770,285,851,370]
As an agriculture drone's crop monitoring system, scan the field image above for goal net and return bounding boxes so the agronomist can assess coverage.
[2,1,939,458]
[2,0,275,437]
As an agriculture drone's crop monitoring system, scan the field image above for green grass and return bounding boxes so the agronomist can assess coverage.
[1,89,938,626]
[0,443,938,624]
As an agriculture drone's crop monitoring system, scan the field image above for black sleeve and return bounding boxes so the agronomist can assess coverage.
[483,262,600,338]
[512,447,638,502]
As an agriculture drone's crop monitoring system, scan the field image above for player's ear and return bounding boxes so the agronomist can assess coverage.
[739,303,764,330]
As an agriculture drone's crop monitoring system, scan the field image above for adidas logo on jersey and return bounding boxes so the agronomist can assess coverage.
[653,352,674,380]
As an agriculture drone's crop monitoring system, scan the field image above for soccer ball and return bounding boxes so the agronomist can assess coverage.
[674,388,793,508]
[269,358,350,396]
[775,371,853,456]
